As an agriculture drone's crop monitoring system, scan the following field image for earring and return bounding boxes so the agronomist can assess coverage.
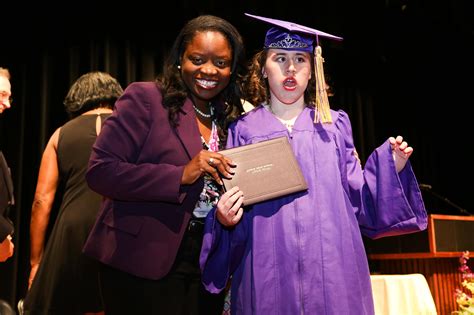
[177,65,181,69]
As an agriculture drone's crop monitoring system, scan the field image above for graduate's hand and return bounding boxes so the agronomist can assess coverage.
[181,150,234,185]
[389,135,413,173]
[216,186,244,227]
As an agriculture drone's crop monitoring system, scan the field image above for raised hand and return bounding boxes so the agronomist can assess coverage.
[389,135,413,173]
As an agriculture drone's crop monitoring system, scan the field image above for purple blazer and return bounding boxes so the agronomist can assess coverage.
[83,82,205,280]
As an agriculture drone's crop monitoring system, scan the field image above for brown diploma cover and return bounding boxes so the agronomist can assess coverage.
[219,136,308,205]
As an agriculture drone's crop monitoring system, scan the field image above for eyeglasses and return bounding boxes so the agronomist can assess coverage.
[0,91,12,105]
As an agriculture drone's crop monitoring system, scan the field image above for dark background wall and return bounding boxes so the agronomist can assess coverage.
[0,0,472,307]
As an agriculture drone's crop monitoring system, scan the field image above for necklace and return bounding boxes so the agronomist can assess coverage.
[193,104,213,118]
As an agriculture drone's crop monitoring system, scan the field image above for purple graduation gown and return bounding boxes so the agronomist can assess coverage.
[200,106,427,315]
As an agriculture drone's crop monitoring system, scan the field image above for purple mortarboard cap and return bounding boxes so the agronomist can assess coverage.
[245,13,342,53]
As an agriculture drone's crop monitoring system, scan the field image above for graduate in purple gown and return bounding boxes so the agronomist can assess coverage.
[200,14,428,314]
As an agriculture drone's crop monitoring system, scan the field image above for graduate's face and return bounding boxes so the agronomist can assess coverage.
[180,31,233,107]
[263,49,311,105]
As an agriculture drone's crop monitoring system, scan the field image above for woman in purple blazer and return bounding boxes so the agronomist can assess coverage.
[83,15,246,315]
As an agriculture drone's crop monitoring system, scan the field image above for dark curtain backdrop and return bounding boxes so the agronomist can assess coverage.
[0,0,472,308]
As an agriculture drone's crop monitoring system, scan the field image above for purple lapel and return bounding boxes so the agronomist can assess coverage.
[174,98,203,160]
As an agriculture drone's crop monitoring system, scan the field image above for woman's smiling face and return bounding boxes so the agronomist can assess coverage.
[181,31,233,105]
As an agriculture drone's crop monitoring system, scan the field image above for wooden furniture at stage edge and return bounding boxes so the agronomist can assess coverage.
[365,214,474,315]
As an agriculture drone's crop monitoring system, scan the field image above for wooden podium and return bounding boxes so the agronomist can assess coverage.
[365,214,474,314]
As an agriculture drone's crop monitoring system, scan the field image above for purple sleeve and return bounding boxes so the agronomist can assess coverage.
[336,111,427,239]
[199,124,249,293]
[86,83,186,203]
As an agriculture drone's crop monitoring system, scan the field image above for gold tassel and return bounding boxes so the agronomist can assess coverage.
[314,45,332,124]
